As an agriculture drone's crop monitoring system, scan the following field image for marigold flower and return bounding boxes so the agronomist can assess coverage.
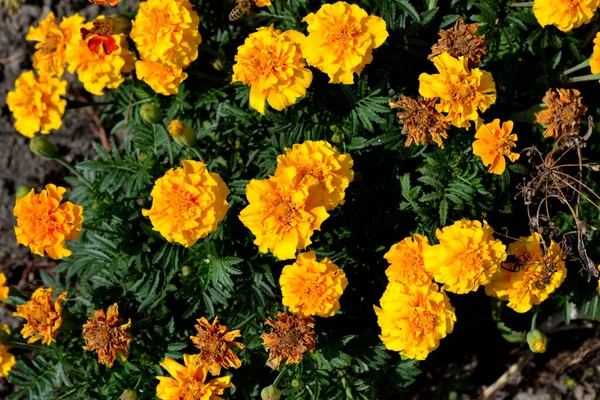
[26,12,84,77]
[485,232,567,313]
[13,185,83,259]
[423,219,506,294]
[255,0,271,6]
[239,167,329,260]
[590,33,600,74]
[142,161,229,247]
[190,316,245,376]
[136,60,188,96]
[472,119,520,175]
[82,303,133,367]
[89,0,121,5]
[275,140,353,210]
[533,0,599,32]
[301,1,388,84]
[81,17,120,55]
[384,234,432,286]
[156,354,234,400]
[535,88,587,139]
[429,20,487,69]
[12,287,67,345]
[374,282,456,360]
[232,25,312,115]
[0,325,16,378]
[6,71,67,138]
[389,95,450,148]
[261,312,316,370]
[0,273,9,301]
[280,251,348,318]
[419,52,496,129]
[131,0,201,67]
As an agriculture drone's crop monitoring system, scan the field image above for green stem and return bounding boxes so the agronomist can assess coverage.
[563,58,591,76]
[509,1,534,6]
[530,308,539,331]
[82,224,119,236]
[56,157,94,190]
[272,365,287,388]
[156,125,174,165]
[566,73,600,83]
[8,342,49,351]
[190,146,205,163]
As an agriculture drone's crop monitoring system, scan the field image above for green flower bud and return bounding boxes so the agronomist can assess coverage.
[29,136,58,159]
[181,266,191,276]
[110,14,132,35]
[291,379,300,388]
[261,386,281,400]
[140,104,163,125]
[331,133,342,143]
[527,329,547,353]
[168,120,197,147]
[16,186,33,198]
[120,389,137,400]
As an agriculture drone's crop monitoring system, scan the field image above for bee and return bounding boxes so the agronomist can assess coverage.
[229,0,252,21]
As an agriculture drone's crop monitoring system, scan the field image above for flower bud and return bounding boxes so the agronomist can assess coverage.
[140,104,163,125]
[30,136,58,159]
[168,120,197,147]
[110,14,132,35]
[527,329,547,353]
[181,266,191,276]
[212,58,224,71]
[331,133,342,143]
[120,389,137,400]
[291,379,300,388]
[261,386,281,400]
[16,186,33,198]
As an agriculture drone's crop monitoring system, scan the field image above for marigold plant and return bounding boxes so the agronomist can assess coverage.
[533,0,600,32]
[82,303,133,367]
[472,119,520,175]
[12,287,67,345]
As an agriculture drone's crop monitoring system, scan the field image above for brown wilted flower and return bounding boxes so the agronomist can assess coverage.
[260,312,316,370]
[390,95,450,148]
[535,88,587,139]
[82,303,132,367]
[189,316,245,376]
[12,287,67,345]
[429,20,487,68]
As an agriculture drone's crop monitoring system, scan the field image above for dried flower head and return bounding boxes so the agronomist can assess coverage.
[190,316,245,376]
[82,303,133,367]
[12,287,67,345]
[261,312,316,370]
[535,88,587,139]
[390,95,450,148]
[429,20,487,68]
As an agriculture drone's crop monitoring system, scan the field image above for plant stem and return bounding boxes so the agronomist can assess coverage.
[509,1,534,6]
[563,58,591,76]
[272,365,287,388]
[82,224,119,236]
[566,73,600,83]
[157,125,174,165]
[55,157,94,190]
[530,308,539,331]
[190,146,205,163]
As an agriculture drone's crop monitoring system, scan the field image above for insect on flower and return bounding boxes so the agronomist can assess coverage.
[229,0,253,21]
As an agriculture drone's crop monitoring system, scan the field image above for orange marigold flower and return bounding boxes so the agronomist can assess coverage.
[374,281,456,360]
[280,251,348,318]
[80,17,120,55]
[535,88,587,139]
[0,324,16,378]
[136,60,188,96]
[301,1,388,84]
[419,52,496,129]
[472,119,520,175]
[261,312,316,370]
[428,20,487,69]
[12,287,67,345]
[384,234,432,286]
[190,316,245,376]
[389,95,450,148]
[0,273,9,301]
[232,25,312,115]
[275,140,354,210]
[13,184,84,260]
[423,219,507,294]
[82,303,133,367]
[89,0,121,5]
[26,12,84,78]
[590,32,600,74]
[239,167,329,260]
[533,0,599,32]
[131,0,201,67]
[142,161,230,247]
[156,354,234,400]
[485,232,567,313]
[6,71,67,138]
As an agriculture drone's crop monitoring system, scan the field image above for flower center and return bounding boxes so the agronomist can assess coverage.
[41,33,61,52]
[460,251,483,273]
[28,305,51,328]
[327,18,359,49]
[268,193,296,225]
[33,208,57,236]
[169,188,197,217]
[494,137,514,155]
[452,81,476,103]
[249,48,282,79]
[279,327,301,349]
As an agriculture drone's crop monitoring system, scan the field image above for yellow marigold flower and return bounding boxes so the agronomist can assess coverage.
[142,161,229,247]
[384,234,432,286]
[131,0,201,67]
[374,281,456,360]
[135,60,188,96]
[590,33,600,74]
[12,287,67,345]
[6,71,67,138]
[156,354,234,400]
[301,1,388,84]
[82,303,133,367]
[26,12,84,77]
[13,185,83,260]
[0,273,8,301]
[280,251,348,317]
[533,0,599,32]
[535,88,587,139]
[472,119,520,175]
[190,316,245,376]
[423,219,506,294]
[232,25,312,115]
[0,325,16,378]
[485,232,567,313]
[261,312,316,370]
[275,140,354,210]
[66,17,135,96]
[419,52,496,129]
[239,167,329,260]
